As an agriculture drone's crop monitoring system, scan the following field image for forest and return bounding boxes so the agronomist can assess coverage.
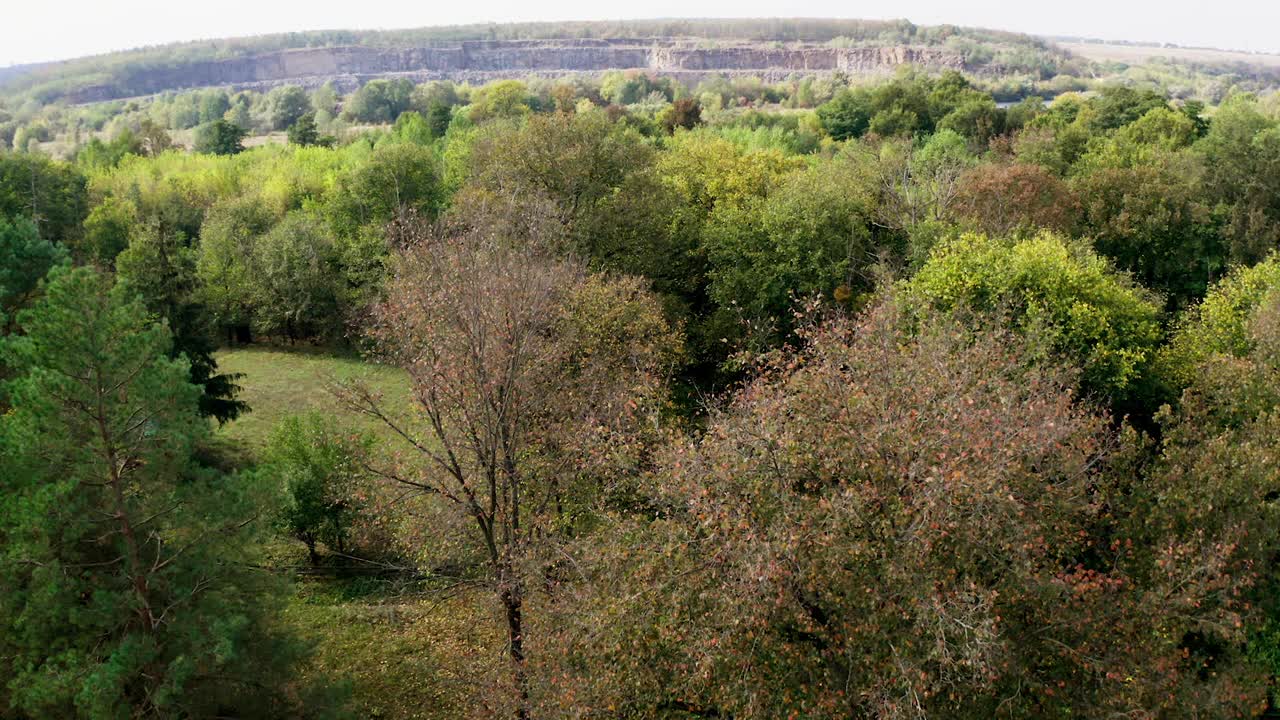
[3,40,1280,719]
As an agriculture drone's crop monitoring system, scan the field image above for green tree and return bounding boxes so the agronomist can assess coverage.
[286,111,321,146]
[426,100,453,138]
[0,267,304,718]
[1158,256,1280,393]
[1072,148,1219,306]
[116,219,247,423]
[198,89,231,124]
[816,87,872,140]
[328,142,443,238]
[265,413,369,565]
[250,210,341,341]
[460,110,653,252]
[0,215,67,334]
[1196,96,1280,264]
[701,153,878,337]
[0,151,88,246]
[468,79,532,123]
[193,119,246,156]
[265,85,312,131]
[343,78,414,124]
[81,196,136,266]
[196,196,274,344]
[904,231,1163,410]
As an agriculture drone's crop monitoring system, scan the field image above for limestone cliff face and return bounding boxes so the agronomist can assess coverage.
[68,39,965,103]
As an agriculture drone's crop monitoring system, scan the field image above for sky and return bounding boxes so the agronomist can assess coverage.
[4,0,1280,67]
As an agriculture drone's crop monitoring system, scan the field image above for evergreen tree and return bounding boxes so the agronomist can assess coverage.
[0,267,305,718]
[193,119,246,156]
[116,219,247,423]
[286,111,321,146]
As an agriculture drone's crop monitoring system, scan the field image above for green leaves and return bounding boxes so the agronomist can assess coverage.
[904,231,1163,408]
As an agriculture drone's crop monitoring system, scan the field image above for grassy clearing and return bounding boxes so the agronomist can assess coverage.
[210,344,412,467]
[210,345,493,718]
[283,578,498,719]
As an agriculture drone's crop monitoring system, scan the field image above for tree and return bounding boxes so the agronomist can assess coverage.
[196,196,274,344]
[343,78,414,124]
[0,215,67,335]
[81,195,136,266]
[0,267,305,718]
[426,100,453,138]
[136,118,175,157]
[265,85,312,131]
[661,98,702,134]
[197,90,231,125]
[1122,293,1280,714]
[1089,85,1169,130]
[459,110,653,253]
[701,152,878,338]
[265,413,368,565]
[327,142,443,238]
[875,129,976,234]
[1072,148,1219,305]
[0,151,88,246]
[544,300,1227,718]
[952,162,1079,237]
[904,231,1163,410]
[468,80,532,123]
[816,87,872,140]
[116,219,247,423]
[193,119,246,155]
[335,226,679,718]
[1196,96,1280,265]
[1157,256,1280,393]
[286,111,321,146]
[250,210,340,341]
[937,96,1004,148]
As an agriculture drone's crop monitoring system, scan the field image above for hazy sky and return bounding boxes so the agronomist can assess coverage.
[5,0,1279,67]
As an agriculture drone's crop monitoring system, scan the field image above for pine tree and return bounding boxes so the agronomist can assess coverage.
[0,267,305,718]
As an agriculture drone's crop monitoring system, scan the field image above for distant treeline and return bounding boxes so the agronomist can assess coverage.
[0,18,1068,104]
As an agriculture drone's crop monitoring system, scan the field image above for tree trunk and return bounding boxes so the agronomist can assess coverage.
[306,539,319,567]
[501,581,530,720]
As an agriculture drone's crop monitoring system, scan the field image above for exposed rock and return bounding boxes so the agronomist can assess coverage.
[66,39,966,103]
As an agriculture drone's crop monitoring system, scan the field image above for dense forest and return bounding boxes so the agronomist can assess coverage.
[4,25,1280,718]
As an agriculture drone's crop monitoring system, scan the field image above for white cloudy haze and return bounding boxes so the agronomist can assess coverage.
[4,0,1279,66]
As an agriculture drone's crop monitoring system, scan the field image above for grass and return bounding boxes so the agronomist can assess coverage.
[209,344,412,467]
[209,344,495,718]
[282,577,498,719]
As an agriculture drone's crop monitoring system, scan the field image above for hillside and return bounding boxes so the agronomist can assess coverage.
[0,18,1073,103]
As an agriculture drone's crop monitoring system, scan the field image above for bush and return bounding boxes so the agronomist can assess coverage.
[265,413,370,565]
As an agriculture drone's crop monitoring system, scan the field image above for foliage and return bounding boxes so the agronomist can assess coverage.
[286,111,323,147]
[0,267,310,718]
[952,161,1079,236]
[701,152,877,337]
[1158,256,1280,392]
[0,215,67,333]
[343,79,414,124]
[265,413,369,564]
[193,119,247,155]
[336,226,679,716]
[0,151,88,246]
[541,301,1233,718]
[264,85,312,131]
[116,219,247,423]
[904,231,1163,408]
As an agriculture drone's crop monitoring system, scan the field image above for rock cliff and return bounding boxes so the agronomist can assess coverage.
[67,39,965,103]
